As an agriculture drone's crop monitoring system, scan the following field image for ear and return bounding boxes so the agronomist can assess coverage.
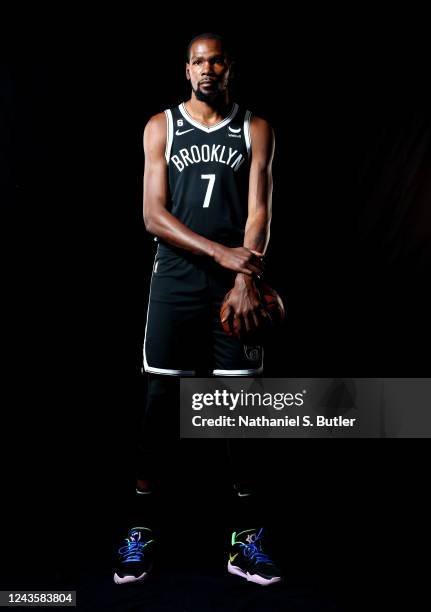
[186,64,191,80]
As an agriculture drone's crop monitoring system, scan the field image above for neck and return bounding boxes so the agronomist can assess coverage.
[185,92,231,127]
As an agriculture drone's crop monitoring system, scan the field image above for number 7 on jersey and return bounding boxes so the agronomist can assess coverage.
[201,174,216,208]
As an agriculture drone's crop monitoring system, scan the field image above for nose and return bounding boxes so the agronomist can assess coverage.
[201,60,213,75]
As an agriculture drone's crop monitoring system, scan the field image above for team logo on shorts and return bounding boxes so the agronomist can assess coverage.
[244,345,261,362]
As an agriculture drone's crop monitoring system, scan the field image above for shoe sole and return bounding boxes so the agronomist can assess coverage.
[227,561,281,586]
[113,567,151,585]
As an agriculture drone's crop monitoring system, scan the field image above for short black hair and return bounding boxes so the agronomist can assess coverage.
[186,33,230,62]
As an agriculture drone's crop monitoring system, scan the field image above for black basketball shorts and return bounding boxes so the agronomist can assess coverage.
[143,242,263,377]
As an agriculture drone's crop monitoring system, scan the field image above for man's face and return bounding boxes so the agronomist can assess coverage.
[186,39,231,102]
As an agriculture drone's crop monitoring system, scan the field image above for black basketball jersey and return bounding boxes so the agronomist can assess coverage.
[162,102,252,248]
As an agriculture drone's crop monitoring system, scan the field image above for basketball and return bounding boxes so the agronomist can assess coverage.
[220,282,285,340]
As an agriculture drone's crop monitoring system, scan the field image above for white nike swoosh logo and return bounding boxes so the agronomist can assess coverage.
[228,127,241,133]
[176,128,195,136]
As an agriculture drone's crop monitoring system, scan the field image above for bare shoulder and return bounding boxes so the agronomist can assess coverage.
[250,115,274,138]
[143,112,167,155]
[250,115,275,160]
[145,112,166,131]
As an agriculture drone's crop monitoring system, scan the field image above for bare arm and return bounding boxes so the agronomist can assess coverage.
[143,113,264,277]
[240,115,274,273]
[222,116,275,336]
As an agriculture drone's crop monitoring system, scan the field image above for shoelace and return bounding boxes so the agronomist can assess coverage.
[239,529,273,565]
[118,540,145,563]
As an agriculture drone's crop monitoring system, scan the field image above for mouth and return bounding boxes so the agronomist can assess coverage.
[200,79,216,85]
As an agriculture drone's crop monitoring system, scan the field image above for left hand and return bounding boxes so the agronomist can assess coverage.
[221,274,269,339]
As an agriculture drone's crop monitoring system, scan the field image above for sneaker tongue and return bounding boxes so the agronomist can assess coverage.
[236,528,261,545]
[127,527,151,542]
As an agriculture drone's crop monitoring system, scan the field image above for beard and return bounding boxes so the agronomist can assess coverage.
[193,83,226,103]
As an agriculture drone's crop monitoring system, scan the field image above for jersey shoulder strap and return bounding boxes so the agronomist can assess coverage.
[163,107,175,164]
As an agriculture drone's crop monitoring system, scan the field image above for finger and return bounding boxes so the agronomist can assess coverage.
[246,263,264,275]
[222,311,235,336]
[243,313,251,334]
[221,304,233,323]
[234,313,243,337]
[260,307,271,322]
[224,308,235,336]
[228,314,236,336]
[244,308,258,331]
[251,310,260,329]
[252,260,265,274]
[262,309,273,325]
[240,267,253,275]
[250,256,265,273]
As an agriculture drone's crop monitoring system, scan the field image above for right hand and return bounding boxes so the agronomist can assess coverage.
[212,245,265,276]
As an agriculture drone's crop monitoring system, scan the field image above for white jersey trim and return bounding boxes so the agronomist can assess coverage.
[212,365,263,377]
[164,109,174,164]
[144,364,195,376]
[244,110,252,158]
[179,102,239,133]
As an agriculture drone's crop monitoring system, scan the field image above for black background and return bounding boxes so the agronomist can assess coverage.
[1,8,430,610]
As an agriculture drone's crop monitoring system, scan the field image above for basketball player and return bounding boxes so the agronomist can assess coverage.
[113,33,282,586]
